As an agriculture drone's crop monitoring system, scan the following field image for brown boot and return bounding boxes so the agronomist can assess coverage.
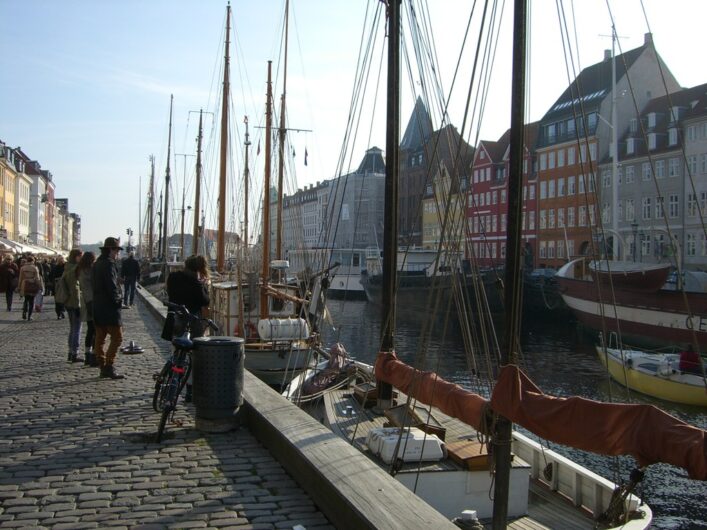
[100,364,125,380]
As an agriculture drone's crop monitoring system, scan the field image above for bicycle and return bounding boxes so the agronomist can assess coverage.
[152,302,218,443]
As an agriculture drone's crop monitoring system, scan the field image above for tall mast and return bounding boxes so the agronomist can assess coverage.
[377,0,400,409]
[192,110,203,256]
[162,94,173,262]
[148,155,155,260]
[493,0,528,527]
[275,0,290,261]
[138,175,142,259]
[261,61,273,319]
[610,25,619,259]
[217,3,231,273]
[243,115,251,254]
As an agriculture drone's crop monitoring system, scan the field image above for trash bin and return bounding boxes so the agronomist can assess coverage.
[191,336,245,433]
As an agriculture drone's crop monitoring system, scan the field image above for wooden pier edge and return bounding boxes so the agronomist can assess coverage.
[138,287,455,529]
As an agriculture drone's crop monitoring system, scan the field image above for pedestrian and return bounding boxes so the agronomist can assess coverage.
[51,256,66,319]
[18,256,44,321]
[164,254,211,402]
[41,259,52,295]
[121,251,140,307]
[92,237,125,379]
[0,254,19,311]
[78,251,98,366]
[61,248,84,363]
[679,344,702,375]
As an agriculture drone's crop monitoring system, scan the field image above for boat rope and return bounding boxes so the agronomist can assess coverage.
[596,467,647,528]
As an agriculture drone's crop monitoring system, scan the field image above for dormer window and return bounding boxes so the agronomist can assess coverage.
[670,106,681,123]
[668,127,678,146]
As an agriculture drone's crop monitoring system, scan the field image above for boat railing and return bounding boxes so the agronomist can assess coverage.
[512,431,646,521]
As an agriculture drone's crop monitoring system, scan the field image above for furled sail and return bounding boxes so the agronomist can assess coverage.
[375,353,707,480]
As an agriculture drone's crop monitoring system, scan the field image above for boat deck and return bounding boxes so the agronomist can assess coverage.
[316,387,607,529]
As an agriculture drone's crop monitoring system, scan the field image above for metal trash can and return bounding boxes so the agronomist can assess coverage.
[191,336,245,433]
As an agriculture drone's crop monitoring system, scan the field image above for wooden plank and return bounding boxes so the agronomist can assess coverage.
[242,371,456,530]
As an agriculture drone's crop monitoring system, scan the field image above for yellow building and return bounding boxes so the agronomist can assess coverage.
[0,143,18,240]
[421,164,464,253]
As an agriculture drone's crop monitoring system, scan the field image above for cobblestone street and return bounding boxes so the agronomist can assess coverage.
[0,290,332,529]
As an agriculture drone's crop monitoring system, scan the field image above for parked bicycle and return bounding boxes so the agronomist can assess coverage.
[153,302,218,443]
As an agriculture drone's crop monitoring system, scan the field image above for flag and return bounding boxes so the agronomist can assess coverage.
[292,146,296,158]
[256,140,260,155]
[305,148,308,166]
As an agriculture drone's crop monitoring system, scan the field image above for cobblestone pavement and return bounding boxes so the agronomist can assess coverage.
[0,291,333,529]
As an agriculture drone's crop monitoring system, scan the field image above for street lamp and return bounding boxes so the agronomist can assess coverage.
[631,222,639,262]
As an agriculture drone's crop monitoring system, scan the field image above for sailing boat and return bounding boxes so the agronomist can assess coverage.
[286,0,706,527]
[209,4,319,388]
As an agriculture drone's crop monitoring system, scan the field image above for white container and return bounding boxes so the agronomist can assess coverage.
[257,318,310,341]
[366,427,445,464]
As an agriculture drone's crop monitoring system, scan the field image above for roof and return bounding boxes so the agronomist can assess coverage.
[400,96,433,150]
[356,146,385,174]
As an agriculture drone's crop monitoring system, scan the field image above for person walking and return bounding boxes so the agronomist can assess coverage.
[18,256,44,321]
[164,254,211,402]
[0,255,19,311]
[61,248,84,363]
[50,256,66,319]
[120,251,140,307]
[92,237,125,379]
[78,251,98,366]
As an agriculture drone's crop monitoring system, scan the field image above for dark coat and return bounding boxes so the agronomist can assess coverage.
[121,256,141,279]
[0,261,19,292]
[162,270,210,340]
[92,253,123,326]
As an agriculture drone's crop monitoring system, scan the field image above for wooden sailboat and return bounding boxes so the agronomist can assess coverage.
[286,0,707,527]
[209,4,319,388]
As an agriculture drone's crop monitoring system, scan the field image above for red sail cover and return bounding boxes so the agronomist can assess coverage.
[490,365,707,481]
[375,353,707,480]
[375,352,487,431]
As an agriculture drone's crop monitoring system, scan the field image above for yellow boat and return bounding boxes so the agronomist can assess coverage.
[596,334,707,407]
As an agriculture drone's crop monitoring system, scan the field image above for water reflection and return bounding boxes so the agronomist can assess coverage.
[321,299,707,529]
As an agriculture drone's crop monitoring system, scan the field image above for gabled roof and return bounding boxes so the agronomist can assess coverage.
[425,124,474,179]
[356,146,385,174]
[400,96,433,150]
[540,42,648,125]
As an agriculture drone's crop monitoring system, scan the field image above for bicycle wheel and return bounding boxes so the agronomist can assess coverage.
[156,406,171,443]
[152,361,172,412]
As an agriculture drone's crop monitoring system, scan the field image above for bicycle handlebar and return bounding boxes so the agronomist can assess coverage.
[166,302,219,332]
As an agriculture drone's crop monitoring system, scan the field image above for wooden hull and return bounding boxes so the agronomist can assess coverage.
[557,261,707,349]
[596,346,707,407]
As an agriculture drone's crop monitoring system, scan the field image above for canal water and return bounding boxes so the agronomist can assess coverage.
[321,299,707,529]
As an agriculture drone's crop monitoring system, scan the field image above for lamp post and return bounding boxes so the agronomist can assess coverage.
[631,222,638,262]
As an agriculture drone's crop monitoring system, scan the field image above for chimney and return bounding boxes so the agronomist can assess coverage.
[604,49,612,61]
[644,32,653,45]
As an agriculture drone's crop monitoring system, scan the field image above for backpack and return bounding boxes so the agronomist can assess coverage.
[23,276,40,296]
[55,276,69,304]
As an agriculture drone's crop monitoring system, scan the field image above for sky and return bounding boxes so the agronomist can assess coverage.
[1,0,705,246]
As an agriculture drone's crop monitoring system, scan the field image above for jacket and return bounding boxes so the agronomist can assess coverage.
[162,270,210,340]
[18,264,44,296]
[121,256,141,279]
[79,267,94,322]
[62,262,81,309]
[0,261,19,293]
[92,253,122,326]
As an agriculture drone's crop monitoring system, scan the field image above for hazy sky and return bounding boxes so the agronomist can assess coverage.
[1,0,705,246]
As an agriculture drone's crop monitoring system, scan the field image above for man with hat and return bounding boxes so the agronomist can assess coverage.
[92,237,125,379]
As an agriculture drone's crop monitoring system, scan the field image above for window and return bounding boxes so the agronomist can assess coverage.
[486,167,491,181]
[549,152,556,169]
[701,191,707,213]
[668,158,680,178]
[648,133,657,150]
[626,199,635,221]
[540,181,547,199]
[557,150,565,167]
[567,240,575,258]
[548,180,555,198]
[529,185,535,200]
[602,170,611,188]
[630,118,638,133]
[655,196,664,219]
[492,191,498,205]
[492,215,498,233]
[548,241,555,258]
[647,113,656,128]
[557,240,565,259]
[641,234,651,257]
[549,209,555,229]
[688,193,697,217]
[642,163,651,180]
[501,214,507,232]
[669,194,679,218]
[567,147,576,165]
[588,173,596,192]
[687,233,696,257]
[642,197,651,220]
[540,210,547,229]
[528,211,535,230]
[567,207,575,227]
[558,177,565,197]
[589,143,597,161]
[558,208,565,228]
[501,189,507,203]
[539,241,546,258]
[568,176,575,195]
[702,154,707,174]
[579,174,585,194]
[688,155,698,175]
[540,153,547,170]
[656,160,665,178]
[626,138,635,155]
[668,128,678,146]
[602,203,610,223]
[589,205,596,226]
[625,166,635,183]
[579,206,587,226]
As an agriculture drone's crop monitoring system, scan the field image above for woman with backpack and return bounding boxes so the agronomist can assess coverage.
[19,256,44,321]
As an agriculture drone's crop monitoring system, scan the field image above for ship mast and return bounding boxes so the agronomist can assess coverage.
[147,155,155,260]
[243,115,251,255]
[161,94,173,262]
[275,0,290,261]
[261,61,273,319]
[192,110,203,256]
[217,4,231,273]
